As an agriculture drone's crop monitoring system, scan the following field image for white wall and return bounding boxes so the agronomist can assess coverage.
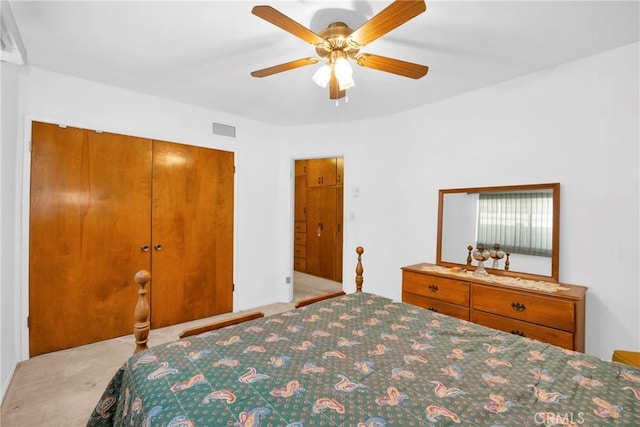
[0,61,21,402]
[277,42,639,359]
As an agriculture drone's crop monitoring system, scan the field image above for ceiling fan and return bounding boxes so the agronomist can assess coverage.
[250,0,429,100]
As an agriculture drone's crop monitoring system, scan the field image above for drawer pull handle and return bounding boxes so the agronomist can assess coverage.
[428,284,439,292]
[511,330,525,337]
[428,307,438,312]
[511,302,526,312]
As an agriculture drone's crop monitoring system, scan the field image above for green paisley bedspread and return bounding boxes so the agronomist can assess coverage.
[87,292,640,426]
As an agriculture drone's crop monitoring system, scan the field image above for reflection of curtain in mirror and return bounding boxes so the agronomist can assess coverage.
[476,192,552,256]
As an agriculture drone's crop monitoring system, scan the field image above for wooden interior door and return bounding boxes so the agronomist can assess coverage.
[306,186,337,280]
[150,141,234,328]
[29,122,152,356]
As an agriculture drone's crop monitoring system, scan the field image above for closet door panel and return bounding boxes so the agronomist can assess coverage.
[151,141,234,328]
[306,186,336,281]
[305,187,322,276]
[307,158,337,187]
[294,175,307,223]
[319,188,337,280]
[29,122,152,356]
[335,186,343,282]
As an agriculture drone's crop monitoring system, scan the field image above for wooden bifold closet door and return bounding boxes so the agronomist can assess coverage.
[29,122,233,356]
[150,141,234,328]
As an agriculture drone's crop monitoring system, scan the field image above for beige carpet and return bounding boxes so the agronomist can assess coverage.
[0,272,341,426]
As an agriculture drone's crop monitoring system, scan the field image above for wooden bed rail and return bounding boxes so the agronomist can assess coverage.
[295,291,346,308]
[178,312,265,339]
[131,246,365,354]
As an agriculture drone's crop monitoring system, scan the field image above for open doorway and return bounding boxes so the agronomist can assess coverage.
[293,158,344,302]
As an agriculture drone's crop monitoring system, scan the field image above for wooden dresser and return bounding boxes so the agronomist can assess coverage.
[401,263,587,352]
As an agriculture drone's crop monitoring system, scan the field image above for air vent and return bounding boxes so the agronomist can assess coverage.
[212,122,236,138]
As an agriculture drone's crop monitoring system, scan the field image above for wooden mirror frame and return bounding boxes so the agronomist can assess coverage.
[436,183,560,282]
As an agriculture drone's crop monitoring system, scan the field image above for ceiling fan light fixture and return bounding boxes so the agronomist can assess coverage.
[334,56,355,90]
[338,75,355,91]
[312,64,331,88]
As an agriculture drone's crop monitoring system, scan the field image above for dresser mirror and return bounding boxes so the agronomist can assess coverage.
[436,183,560,282]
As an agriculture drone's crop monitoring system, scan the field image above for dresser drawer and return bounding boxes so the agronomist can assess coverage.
[294,232,306,245]
[472,284,575,332]
[294,257,306,271]
[403,292,469,320]
[294,222,306,233]
[402,271,469,307]
[472,310,575,350]
[294,244,306,258]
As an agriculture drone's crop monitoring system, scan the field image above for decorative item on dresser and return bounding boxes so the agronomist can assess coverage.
[401,263,587,351]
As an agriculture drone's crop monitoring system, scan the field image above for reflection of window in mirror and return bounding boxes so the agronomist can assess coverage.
[438,183,559,281]
[476,192,553,257]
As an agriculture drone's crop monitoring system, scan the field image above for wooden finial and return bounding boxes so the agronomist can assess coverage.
[505,252,510,271]
[355,246,364,292]
[466,245,473,266]
[133,270,151,354]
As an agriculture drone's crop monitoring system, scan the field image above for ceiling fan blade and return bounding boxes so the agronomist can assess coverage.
[251,57,319,78]
[329,69,346,100]
[356,53,428,79]
[347,0,426,47]
[252,5,327,47]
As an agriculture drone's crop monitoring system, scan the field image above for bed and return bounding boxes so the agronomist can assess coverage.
[88,247,639,426]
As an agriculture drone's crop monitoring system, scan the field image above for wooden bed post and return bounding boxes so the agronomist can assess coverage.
[355,246,364,293]
[133,270,151,354]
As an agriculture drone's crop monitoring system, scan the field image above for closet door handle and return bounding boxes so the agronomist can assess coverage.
[141,245,150,252]
[154,244,163,251]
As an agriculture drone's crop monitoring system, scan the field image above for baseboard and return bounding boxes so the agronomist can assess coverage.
[0,361,18,408]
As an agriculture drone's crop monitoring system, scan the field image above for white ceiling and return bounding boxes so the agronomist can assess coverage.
[9,1,640,126]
